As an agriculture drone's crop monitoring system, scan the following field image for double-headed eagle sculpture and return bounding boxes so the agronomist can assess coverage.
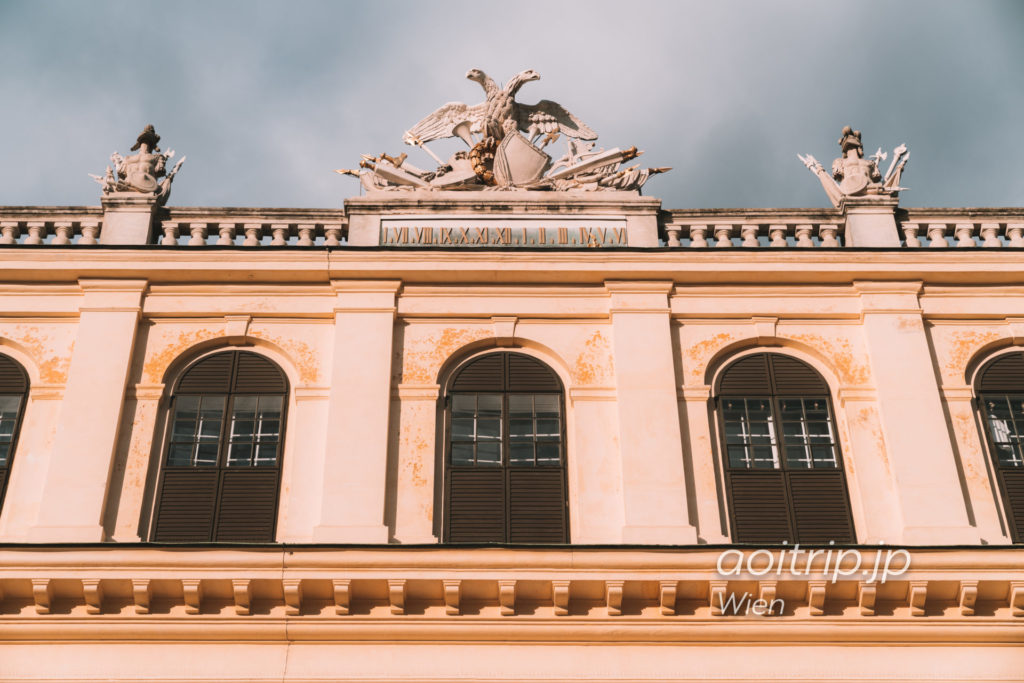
[337,68,668,192]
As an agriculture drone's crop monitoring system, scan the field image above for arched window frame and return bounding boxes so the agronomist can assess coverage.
[150,350,289,543]
[973,350,1024,543]
[0,354,29,515]
[714,351,856,544]
[442,351,569,544]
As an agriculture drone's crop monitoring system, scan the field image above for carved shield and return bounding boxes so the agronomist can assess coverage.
[493,132,551,187]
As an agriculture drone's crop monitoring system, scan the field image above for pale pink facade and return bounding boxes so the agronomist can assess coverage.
[0,190,1022,681]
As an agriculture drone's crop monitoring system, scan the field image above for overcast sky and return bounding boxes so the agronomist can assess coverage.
[1,1,1021,209]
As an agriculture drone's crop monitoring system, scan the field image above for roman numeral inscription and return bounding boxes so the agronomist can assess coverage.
[380,219,628,247]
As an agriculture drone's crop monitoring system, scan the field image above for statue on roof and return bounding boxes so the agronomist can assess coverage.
[336,68,668,192]
[90,125,186,205]
[798,126,908,207]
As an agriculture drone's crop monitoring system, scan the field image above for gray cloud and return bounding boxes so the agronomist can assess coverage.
[0,0,1021,209]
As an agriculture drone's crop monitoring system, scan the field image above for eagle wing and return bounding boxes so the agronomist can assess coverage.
[517,100,597,140]
[403,101,486,145]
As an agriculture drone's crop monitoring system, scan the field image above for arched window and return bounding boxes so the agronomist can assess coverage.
[444,352,568,543]
[0,354,29,514]
[976,352,1024,543]
[152,351,288,542]
[716,353,855,544]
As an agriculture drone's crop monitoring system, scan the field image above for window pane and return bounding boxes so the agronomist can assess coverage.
[785,445,811,469]
[476,441,501,465]
[537,443,561,466]
[195,442,219,466]
[176,395,200,414]
[172,418,196,440]
[167,443,193,466]
[477,418,501,440]
[727,444,749,469]
[751,445,778,468]
[510,442,534,465]
[452,394,475,415]
[477,394,502,416]
[509,394,533,415]
[232,395,258,419]
[254,443,278,466]
[811,445,837,467]
[227,441,254,467]
[257,395,282,419]
[534,395,559,417]
[536,418,560,440]
[510,418,534,439]
[0,441,10,467]
[451,443,474,465]
[0,395,21,416]
[452,417,475,439]
[232,419,255,440]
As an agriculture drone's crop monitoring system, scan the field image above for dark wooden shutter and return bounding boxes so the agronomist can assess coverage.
[978,353,1024,392]
[999,470,1024,542]
[215,469,280,542]
[177,352,233,392]
[508,354,562,391]
[726,470,792,543]
[788,470,855,543]
[769,355,829,395]
[719,355,771,394]
[451,354,505,391]
[152,469,218,542]
[233,352,287,393]
[509,469,566,543]
[0,355,29,394]
[448,469,506,542]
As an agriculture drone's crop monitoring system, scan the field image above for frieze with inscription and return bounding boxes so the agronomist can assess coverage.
[380,219,628,247]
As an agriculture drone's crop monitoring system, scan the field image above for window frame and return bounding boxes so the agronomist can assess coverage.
[715,353,855,544]
[151,350,289,543]
[442,352,570,544]
[0,355,29,515]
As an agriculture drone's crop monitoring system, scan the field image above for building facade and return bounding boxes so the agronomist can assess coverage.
[1,106,1023,681]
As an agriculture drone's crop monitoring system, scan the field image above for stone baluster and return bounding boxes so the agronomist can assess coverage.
[795,224,814,247]
[0,221,20,245]
[689,225,708,248]
[664,224,682,247]
[1008,223,1024,247]
[25,221,46,245]
[324,223,343,246]
[243,223,262,246]
[52,221,73,245]
[740,224,759,247]
[902,223,921,247]
[980,223,1002,247]
[79,220,100,245]
[217,223,236,246]
[819,224,840,247]
[271,223,289,246]
[927,223,949,247]
[768,224,788,247]
[714,224,733,247]
[297,223,315,246]
[954,223,976,247]
[160,222,179,246]
[188,223,208,246]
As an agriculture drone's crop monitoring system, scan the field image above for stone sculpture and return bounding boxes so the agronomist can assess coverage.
[798,126,908,207]
[336,69,668,192]
[90,125,185,205]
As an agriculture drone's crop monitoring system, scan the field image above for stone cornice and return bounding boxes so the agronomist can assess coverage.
[0,548,1020,639]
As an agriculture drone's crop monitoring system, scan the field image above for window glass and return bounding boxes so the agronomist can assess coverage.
[167,395,225,466]
[777,398,837,469]
[0,395,21,467]
[984,395,1024,467]
[721,397,780,469]
[450,392,563,467]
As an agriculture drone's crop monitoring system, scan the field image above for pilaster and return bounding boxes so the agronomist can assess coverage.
[606,281,697,544]
[29,279,146,542]
[313,280,401,543]
[854,281,978,543]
